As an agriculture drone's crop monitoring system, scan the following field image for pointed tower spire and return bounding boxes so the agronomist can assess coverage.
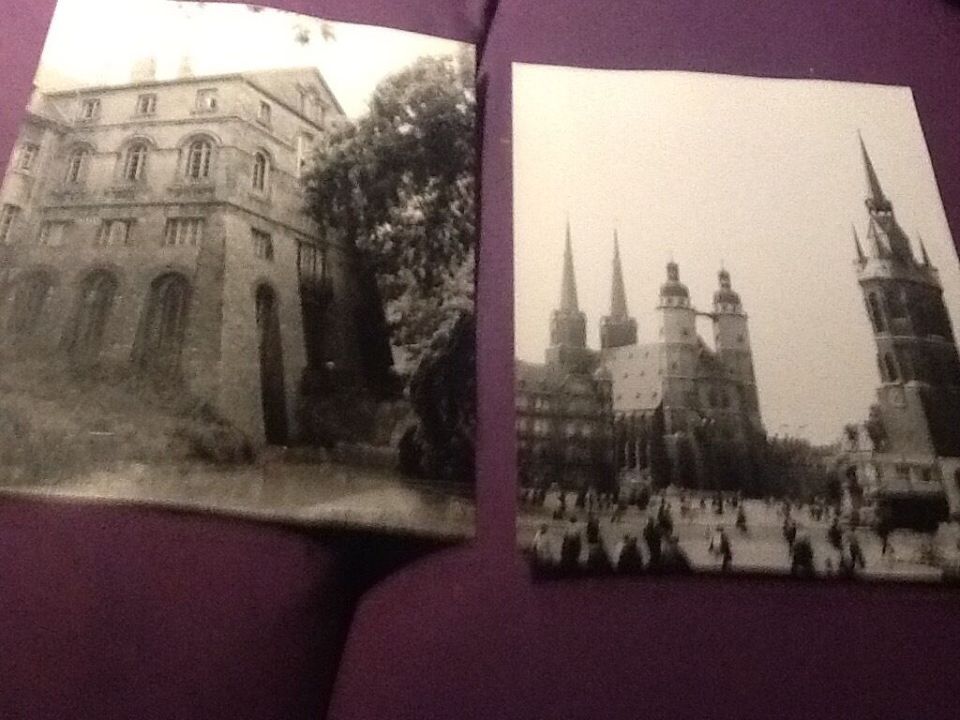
[918,234,932,266]
[600,228,638,350]
[559,219,579,312]
[859,132,891,213]
[853,224,866,263]
[609,229,628,319]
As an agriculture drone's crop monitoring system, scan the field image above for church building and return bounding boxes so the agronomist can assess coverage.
[516,221,765,491]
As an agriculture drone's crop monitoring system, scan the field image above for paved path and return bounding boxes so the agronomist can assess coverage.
[519,494,949,581]
[0,460,474,539]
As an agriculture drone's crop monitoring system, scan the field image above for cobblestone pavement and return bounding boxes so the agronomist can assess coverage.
[0,460,474,539]
[519,492,953,582]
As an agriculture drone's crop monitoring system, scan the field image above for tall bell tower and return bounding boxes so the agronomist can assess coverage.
[600,230,638,349]
[545,221,594,372]
[712,268,762,431]
[854,137,960,457]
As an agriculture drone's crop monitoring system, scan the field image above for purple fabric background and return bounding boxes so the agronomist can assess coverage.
[2,1,960,718]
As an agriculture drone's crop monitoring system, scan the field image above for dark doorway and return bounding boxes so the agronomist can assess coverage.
[69,270,117,361]
[136,272,190,374]
[8,272,53,340]
[256,284,288,444]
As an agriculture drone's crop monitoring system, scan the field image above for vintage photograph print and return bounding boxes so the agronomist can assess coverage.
[514,64,960,581]
[0,0,475,539]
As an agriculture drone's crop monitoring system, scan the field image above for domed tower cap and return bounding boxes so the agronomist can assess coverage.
[660,260,689,298]
[714,267,741,305]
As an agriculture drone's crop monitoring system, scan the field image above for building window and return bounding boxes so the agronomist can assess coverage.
[163,217,204,247]
[868,293,886,333]
[195,89,218,112]
[68,271,118,361]
[96,219,134,246]
[0,204,22,245]
[252,152,269,192]
[257,101,272,126]
[65,147,90,184]
[185,139,213,180]
[252,228,274,261]
[38,221,70,247]
[296,133,314,178]
[135,93,157,115]
[15,143,39,171]
[136,273,190,374]
[884,353,899,383]
[79,98,101,121]
[122,142,149,182]
[6,272,53,338]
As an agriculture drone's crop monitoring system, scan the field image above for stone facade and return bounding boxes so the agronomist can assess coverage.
[0,66,370,445]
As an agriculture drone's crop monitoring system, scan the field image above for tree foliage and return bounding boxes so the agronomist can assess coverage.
[303,52,476,373]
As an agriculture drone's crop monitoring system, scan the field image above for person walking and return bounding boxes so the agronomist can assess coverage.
[643,517,662,569]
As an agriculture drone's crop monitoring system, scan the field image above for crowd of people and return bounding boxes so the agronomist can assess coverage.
[523,484,895,580]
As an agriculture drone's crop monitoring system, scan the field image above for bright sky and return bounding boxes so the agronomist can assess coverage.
[34,0,469,118]
[514,64,960,446]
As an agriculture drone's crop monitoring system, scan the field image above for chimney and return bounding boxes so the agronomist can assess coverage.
[131,57,157,83]
[178,55,194,79]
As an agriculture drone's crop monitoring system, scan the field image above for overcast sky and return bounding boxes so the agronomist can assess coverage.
[34,0,468,118]
[514,64,960,445]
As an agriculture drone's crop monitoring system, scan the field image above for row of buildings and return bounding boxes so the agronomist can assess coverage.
[517,140,960,526]
[0,62,381,445]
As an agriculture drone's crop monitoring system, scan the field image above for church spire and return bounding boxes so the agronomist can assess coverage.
[609,229,628,319]
[859,133,891,213]
[559,219,579,312]
[918,234,932,266]
[853,224,866,263]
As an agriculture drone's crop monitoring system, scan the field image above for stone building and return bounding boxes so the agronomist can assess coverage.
[0,65,375,445]
[839,139,960,527]
[515,226,615,489]
[515,222,763,491]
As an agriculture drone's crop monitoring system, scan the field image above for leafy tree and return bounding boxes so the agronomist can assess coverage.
[303,52,476,376]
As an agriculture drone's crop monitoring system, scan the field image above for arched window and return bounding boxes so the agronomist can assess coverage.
[885,288,907,320]
[136,273,190,373]
[122,142,149,182]
[6,272,53,338]
[185,139,213,180]
[65,146,90,184]
[69,271,117,360]
[884,353,899,383]
[252,151,269,192]
[868,293,886,333]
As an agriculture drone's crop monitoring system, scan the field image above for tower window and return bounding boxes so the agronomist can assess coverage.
[884,353,899,383]
[868,293,886,333]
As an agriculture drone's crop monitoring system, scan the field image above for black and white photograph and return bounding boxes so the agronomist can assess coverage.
[0,0,476,539]
[514,64,960,581]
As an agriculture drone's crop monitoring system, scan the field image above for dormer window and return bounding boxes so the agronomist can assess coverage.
[257,101,272,126]
[135,93,157,115]
[195,89,218,113]
[79,98,101,121]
